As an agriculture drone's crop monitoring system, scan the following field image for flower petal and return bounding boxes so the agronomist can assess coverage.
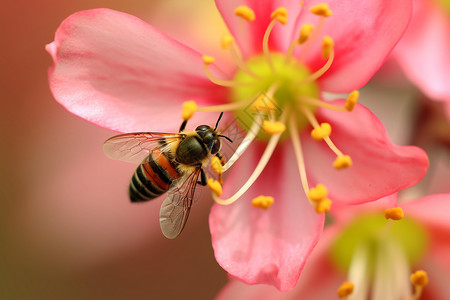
[394,0,450,103]
[302,100,429,205]
[209,142,324,291]
[402,194,450,278]
[215,0,302,58]
[47,8,227,133]
[293,0,412,93]
[216,227,344,299]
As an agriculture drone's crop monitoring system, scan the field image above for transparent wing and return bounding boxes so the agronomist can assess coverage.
[103,132,182,164]
[159,168,201,239]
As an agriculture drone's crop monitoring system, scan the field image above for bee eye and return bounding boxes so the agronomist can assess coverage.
[210,138,221,154]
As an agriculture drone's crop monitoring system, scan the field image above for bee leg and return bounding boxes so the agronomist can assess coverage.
[179,120,188,132]
[215,152,226,166]
[197,168,208,186]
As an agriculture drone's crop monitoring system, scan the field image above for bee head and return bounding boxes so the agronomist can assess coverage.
[195,125,221,155]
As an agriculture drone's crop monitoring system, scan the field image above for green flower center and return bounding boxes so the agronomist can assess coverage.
[331,214,428,272]
[230,54,319,140]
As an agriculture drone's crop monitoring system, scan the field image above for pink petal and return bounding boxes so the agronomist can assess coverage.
[302,100,429,205]
[394,0,450,103]
[47,8,228,133]
[292,0,412,93]
[209,142,324,291]
[216,227,343,299]
[402,194,450,283]
[215,0,303,58]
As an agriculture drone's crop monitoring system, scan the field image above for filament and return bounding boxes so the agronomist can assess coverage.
[196,97,255,113]
[222,112,263,172]
[299,49,335,84]
[262,19,277,73]
[204,65,251,87]
[213,111,287,205]
[299,96,345,111]
[289,113,313,203]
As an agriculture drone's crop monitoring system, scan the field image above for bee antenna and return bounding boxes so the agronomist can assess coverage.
[214,112,224,131]
[219,135,233,143]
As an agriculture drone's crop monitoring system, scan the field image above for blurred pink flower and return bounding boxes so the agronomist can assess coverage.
[217,194,450,299]
[394,0,450,118]
[46,0,428,291]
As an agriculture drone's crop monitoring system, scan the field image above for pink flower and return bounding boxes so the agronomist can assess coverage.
[217,194,450,299]
[393,0,450,118]
[46,0,428,291]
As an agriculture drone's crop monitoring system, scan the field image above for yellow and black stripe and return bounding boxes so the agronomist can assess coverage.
[129,149,181,202]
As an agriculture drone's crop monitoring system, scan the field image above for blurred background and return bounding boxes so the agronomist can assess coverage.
[0,0,230,299]
[1,0,450,299]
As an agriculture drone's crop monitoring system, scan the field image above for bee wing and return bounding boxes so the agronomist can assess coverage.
[159,168,201,239]
[103,132,182,164]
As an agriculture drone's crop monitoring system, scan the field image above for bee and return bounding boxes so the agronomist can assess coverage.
[103,113,232,239]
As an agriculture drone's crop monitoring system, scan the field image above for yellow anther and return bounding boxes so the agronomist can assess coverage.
[310,3,332,17]
[384,207,404,221]
[270,7,288,24]
[308,184,328,202]
[315,198,332,213]
[300,1,304,5]
[252,195,274,209]
[345,90,359,111]
[337,281,354,298]
[333,155,352,169]
[208,178,223,196]
[211,156,223,175]
[298,24,314,44]
[262,120,286,134]
[252,94,276,112]
[221,34,235,50]
[311,122,332,141]
[322,36,334,59]
[235,6,255,22]
[202,55,215,65]
[411,270,428,287]
[181,101,197,121]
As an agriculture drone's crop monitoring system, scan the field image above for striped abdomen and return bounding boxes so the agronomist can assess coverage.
[129,149,181,202]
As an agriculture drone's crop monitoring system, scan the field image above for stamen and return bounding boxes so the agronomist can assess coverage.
[181,100,197,120]
[252,195,274,209]
[196,97,254,113]
[222,112,264,172]
[337,281,354,299]
[270,7,288,25]
[311,122,332,141]
[299,38,335,84]
[298,24,315,44]
[384,207,404,221]
[213,111,287,205]
[299,96,346,112]
[203,55,251,87]
[411,270,428,300]
[308,184,328,202]
[263,18,278,74]
[221,34,235,50]
[262,120,286,134]
[234,6,255,21]
[310,3,333,17]
[299,105,351,169]
[208,178,223,196]
[347,244,371,299]
[285,24,314,64]
[264,8,288,74]
[315,198,332,213]
[289,114,312,202]
[322,35,334,59]
[345,90,359,111]
[333,155,352,169]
